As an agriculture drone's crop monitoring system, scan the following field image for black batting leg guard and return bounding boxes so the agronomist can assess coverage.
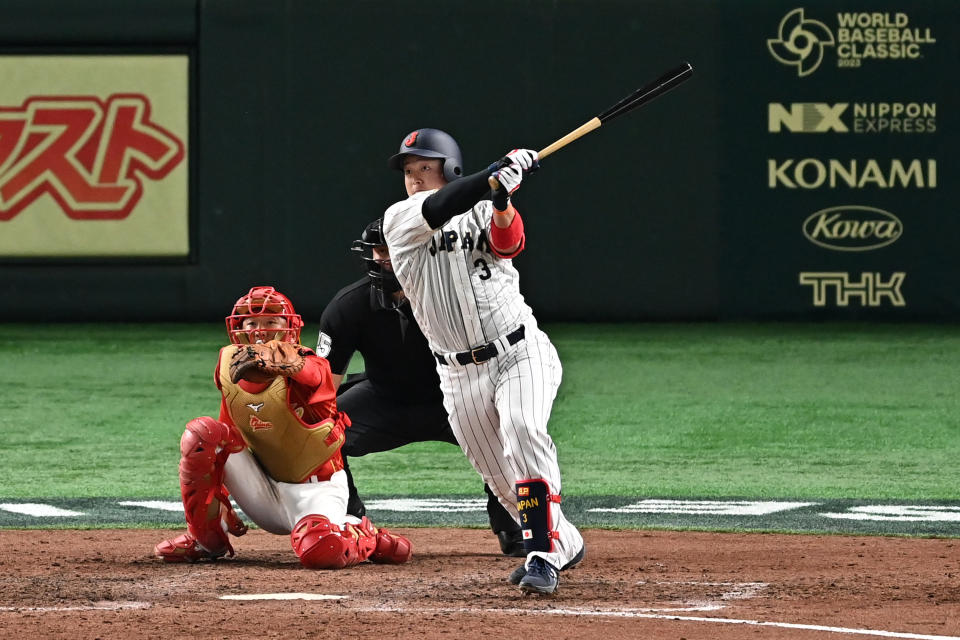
[515,479,561,554]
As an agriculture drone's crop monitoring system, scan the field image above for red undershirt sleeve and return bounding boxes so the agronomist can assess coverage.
[290,355,332,407]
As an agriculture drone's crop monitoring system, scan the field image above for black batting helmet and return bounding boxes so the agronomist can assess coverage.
[387,128,463,182]
[351,218,404,310]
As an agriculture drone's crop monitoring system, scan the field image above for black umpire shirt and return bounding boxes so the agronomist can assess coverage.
[318,277,443,404]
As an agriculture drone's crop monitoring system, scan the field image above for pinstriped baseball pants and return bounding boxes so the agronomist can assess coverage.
[436,320,584,570]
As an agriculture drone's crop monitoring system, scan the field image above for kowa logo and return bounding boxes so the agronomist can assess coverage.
[803,206,902,251]
[0,94,184,221]
[768,8,935,76]
[769,158,936,189]
[768,103,936,134]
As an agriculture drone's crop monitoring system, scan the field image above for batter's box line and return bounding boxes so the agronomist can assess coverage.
[345,605,960,640]
[0,601,150,612]
[359,603,724,614]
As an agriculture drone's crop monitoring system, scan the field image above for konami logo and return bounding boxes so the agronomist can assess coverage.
[0,94,184,221]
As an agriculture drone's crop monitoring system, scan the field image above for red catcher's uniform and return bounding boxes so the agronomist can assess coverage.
[215,345,346,484]
[154,284,413,569]
[215,345,354,536]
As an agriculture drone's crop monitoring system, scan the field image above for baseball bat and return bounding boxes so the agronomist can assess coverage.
[489,61,694,190]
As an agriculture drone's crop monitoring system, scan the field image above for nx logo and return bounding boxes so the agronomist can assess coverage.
[799,272,905,307]
[0,94,184,221]
[768,8,835,77]
[769,103,848,132]
[803,206,902,251]
[769,102,937,134]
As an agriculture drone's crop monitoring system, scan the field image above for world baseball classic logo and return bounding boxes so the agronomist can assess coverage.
[0,94,184,221]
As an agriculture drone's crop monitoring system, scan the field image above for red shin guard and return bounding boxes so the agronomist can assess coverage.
[178,416,247,556]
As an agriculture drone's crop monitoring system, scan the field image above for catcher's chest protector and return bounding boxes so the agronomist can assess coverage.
[218,346,344,483]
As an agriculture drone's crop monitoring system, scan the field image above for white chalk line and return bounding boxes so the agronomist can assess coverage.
[0,601,150,612]
[220,593,348,601]
[352,605,959,640]
[5,589,954,640]
[211,591,957,640]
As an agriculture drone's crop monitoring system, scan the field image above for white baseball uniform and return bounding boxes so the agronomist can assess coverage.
[383,190,583,570]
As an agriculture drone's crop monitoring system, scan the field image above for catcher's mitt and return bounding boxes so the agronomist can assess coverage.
[230,340,308,384]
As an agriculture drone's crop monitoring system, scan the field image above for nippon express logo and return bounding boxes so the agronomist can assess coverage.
[768,102,936,134]
[767,8,936,76]
[0,94,184,221]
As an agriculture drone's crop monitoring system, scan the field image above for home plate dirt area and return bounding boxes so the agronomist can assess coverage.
[0,528,957,640]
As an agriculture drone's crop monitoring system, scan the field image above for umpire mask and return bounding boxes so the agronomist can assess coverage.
[352,218,405,310]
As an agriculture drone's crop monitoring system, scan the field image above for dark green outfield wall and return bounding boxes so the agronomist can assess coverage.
[2,0,957,322]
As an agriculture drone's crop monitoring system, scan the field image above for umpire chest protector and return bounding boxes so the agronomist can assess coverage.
[217,346,344,483]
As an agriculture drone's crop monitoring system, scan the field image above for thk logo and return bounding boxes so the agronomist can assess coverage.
[0,94,184,221]
[799,272,905,306]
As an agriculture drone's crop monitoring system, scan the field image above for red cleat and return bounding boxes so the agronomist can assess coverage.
[154,533,227,563]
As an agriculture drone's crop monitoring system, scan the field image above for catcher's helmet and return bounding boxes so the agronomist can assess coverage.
[351,218,404,310]
[225,286,303,345]
[387,128,463,182]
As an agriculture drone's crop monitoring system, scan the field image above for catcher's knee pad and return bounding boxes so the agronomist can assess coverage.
[291,515,371,569]
[178,417,248,556]
[516,479,562,553]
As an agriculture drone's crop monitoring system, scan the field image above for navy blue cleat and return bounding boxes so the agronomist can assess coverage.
[508,544,585,586]
[518,556,559,595]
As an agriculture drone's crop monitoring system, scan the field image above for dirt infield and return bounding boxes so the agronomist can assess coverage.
[1,527,957,639]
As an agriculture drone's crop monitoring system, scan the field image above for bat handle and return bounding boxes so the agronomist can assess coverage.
[487,117,602,191]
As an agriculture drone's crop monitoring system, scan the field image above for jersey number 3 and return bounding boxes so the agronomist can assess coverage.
[474,258,491,280]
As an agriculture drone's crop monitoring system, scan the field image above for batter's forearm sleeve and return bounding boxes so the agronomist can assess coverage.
[422,170,493,229]
[490,208,526,258]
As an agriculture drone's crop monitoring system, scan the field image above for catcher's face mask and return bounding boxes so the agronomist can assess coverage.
[226,286,303,345]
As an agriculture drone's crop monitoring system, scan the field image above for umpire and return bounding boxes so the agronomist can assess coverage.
[317,218,524,557]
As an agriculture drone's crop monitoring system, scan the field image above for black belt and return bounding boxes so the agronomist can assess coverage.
[435,325,526,366]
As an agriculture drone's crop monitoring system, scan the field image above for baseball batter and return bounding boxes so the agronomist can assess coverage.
[382,128,584,594]
[317,218,525,557]
[154,285,412,570]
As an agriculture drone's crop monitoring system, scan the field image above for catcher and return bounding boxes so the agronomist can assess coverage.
[154,285,412,569]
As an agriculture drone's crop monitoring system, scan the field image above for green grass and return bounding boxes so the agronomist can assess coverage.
[2,323,958,500]
[548,323,959,500]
